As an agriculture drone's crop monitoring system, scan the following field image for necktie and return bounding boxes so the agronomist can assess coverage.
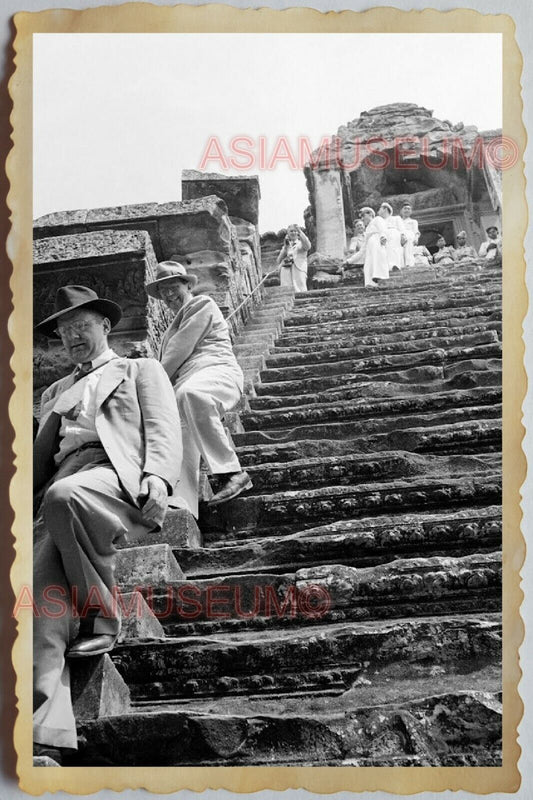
[73,362,93,382]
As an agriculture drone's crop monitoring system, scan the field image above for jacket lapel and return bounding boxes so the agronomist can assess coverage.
[95,358,128,409]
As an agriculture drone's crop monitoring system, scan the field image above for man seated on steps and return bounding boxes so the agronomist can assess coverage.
[146,262,252,518]
[33,285,181,765]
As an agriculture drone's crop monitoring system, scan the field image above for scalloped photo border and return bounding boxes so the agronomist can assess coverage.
[6,4,526,794]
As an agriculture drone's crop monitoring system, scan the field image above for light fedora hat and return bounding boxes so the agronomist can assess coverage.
[35,285,122,339]
[146,261,199,300]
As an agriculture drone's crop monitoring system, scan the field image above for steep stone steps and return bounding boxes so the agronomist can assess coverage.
[272,320,501,354]
[253,358,501,398]
[283,295,500,328]
[132,550,501,637]
[176,506,501,578]
[235,421,501,464]
[258,344,501,385]
[241,451,500,494]
[107,614,500,705]
[264,330,499,368]
[75,680,502,766]
[249,369,501,410]
[200,473,501,538]
[71,261,502,767]
[233,406,501,449]
[276,308,500,345]
[288,284,501,313]
[241,386,501,432]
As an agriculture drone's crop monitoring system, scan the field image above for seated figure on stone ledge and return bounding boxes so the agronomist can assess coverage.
[276,224,311,292]
[454,230,478,261]
[413,244,433,268]
[32,285,182,765]
[433,236,457,266]
[146,261,252,519]
[344,219,366,268]
[479,225,502,262]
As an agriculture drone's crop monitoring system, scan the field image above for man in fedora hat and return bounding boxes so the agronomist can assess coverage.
[33,285,181,762]
[146,261,252,517]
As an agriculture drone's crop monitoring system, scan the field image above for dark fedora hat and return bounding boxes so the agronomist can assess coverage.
[35,285,122,338]
[145,261,199,300]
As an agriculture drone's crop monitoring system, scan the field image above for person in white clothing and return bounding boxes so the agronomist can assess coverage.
[276,224,311,292]
[478,226,502,261]
[383,204,406,271]
[363,205,389,289]
[146,261,252,517]
[345,219,366,267]
[399,202,420,267]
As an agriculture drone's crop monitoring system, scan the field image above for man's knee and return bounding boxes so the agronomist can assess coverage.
[176,385,213,414]
[42,476,82,517]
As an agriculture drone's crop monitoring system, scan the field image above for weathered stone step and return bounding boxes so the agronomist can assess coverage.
[235,420,501,465]
[107,615,500,705]
[243,451,500,494]
[200,473,501,537]
[136,551,501,633]
[289,282,501,312]
[297,269,501,300]
[75,682,502,766]
[177,506,501,578]
[233,405,501,448]
[254,359,502,397]
[242,387,501,432]
[266,331,499,368]
[250,369,501,410]
[276,308,500,345]
[272,321,501,354]
[283,294,500,328]
[259,344,502,384]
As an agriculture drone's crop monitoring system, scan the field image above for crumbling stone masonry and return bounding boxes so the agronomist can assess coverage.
[304,103,501,259]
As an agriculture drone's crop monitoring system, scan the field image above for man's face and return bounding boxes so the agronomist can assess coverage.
[487,228,499,240]
[158,279,190,313]
[457,234,467,246]
[401,205,412,218]
[354,221,365,235]
[361,211,373,226]
[56,309,110,364]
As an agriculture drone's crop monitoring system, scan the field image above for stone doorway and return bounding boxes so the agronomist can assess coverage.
[419,220,456,254]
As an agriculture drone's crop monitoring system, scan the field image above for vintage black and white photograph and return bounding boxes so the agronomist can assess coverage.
[24,24,512,777]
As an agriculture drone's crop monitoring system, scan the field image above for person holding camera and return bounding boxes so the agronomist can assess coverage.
[276,224,311,293]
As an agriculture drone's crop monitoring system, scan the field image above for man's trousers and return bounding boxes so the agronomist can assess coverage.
[171,366,243,517]
[33,448,153,749]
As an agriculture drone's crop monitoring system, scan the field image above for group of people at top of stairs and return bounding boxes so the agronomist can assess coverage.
[274,208,501,295]
[345,201,502,289]
[32,263,253,763]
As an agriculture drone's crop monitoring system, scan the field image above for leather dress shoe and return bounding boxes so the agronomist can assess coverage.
[67,633,118,658]
[208,471,253,506]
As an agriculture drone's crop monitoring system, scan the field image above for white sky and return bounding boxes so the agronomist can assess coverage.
[33,33,502,232]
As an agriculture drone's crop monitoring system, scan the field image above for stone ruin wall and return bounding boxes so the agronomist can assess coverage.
[303,103,502,260]
[33,173,263,398]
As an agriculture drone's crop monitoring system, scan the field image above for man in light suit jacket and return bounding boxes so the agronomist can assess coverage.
[146,262,252,518]
[33,285,182,763]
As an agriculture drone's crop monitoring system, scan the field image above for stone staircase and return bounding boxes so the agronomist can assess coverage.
[71,262,502,767]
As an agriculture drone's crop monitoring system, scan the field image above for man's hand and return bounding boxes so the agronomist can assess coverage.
[138,474,168,526]
[400,234,407,246]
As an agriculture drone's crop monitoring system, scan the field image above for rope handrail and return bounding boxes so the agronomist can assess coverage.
[226,270,276,323]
